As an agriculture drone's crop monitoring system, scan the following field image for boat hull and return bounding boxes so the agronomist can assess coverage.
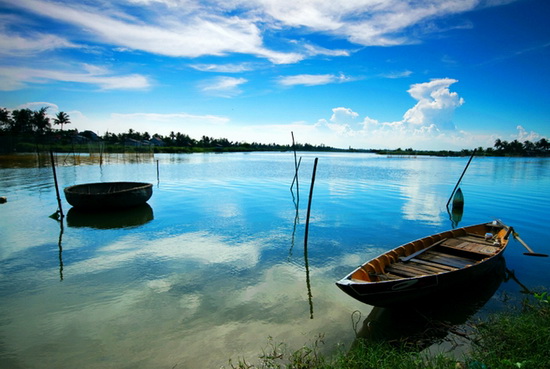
[336,222,509,307]
[337,254,504,307]
[64,182,153,210]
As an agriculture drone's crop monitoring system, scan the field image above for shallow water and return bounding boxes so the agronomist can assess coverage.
[1,152,549,368]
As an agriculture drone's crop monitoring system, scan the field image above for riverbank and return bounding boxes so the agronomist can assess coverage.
[227,293,549,369]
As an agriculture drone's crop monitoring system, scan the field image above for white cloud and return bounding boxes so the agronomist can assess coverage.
[4,0,498,65]
[330,107,359,124]
[198,76,248,97]
[307,78,472,149]
[278,73,351,86]
[0,65,151,91]
[258,0,480,46]
[515,125,541,142]
[16,102,60,112]
[7,0,303,64]
[188,63,256,73]
[0,31,77,56]
[403,78,464,130]
[380,70,413,79]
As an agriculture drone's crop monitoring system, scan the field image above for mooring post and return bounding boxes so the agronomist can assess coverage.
[49,149,65,220]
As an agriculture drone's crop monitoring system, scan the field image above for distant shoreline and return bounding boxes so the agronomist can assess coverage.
[1,144,548,158]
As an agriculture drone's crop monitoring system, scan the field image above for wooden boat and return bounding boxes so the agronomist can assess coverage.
[336,221,511,307]
[64,182,153,210]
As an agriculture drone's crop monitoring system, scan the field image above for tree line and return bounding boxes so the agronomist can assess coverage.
[0,107,333,153]
[0,107,548,156]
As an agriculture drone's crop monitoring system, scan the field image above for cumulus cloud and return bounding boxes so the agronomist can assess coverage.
[515,125,541,142]
[311,78,468,149]
[402,78,464,130]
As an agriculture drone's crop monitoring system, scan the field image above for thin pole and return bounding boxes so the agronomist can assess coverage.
[156,160,160,183]
[290,131,300,203]
[49,150,64,220]
[446,149,476,210]
[304,157,318,319]
[304,157,318,251]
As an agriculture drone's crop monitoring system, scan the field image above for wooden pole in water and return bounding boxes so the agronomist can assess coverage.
[156,160,160,183]
[49,149,65,220]
[304,157,318,319]
[290,131,301,203]
[304,157,318,250]
[446,148,476,210]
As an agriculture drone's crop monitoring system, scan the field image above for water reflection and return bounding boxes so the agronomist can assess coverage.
[57,220,64,281]
[449,205,464,228]
[66,204,154,229]
[1,153,548,369]
[355,257,506,350]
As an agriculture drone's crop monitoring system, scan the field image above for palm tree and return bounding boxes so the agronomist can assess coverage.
[54,111,71,130]
[32,107,51,135]
[11,109,33,134]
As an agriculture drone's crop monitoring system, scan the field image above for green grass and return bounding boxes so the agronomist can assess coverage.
[469,295,550,369]
[226,295,550,369]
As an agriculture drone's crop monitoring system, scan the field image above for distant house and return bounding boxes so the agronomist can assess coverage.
[124,138,142,147]
[81,130,100,141]
[150,136,165,146]
[72,130,100,143]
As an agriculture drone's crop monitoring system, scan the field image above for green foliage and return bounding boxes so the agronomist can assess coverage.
[533,292,548,304]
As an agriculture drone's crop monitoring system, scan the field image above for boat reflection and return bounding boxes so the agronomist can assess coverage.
[66,203,154,229]
[448,205,464,228]
[448,188,464,228]
[354,256,506,350]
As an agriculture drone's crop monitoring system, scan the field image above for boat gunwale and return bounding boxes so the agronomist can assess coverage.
[64,182,153,196]
[337,222,508,286]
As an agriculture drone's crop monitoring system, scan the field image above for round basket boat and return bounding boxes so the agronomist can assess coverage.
[64,182,153,210]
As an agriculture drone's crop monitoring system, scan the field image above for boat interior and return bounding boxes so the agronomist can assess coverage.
[351,224,509,283]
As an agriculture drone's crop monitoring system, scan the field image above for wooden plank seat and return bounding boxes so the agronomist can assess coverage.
[441,237,500,255]
[385,263,433,277]
[415,250,477,269]
[407,258,457,272]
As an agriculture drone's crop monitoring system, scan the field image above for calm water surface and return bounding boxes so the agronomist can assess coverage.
[1,152,549,368]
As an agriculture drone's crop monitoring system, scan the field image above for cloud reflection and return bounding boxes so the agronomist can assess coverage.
[70,231,262,275]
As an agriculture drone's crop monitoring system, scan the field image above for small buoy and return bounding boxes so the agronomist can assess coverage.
[0,196,7,204]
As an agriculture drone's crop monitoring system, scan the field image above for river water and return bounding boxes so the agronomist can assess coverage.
[0,152,548,368]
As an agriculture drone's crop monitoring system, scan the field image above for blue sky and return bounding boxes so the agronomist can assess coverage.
[1,0,549,150]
